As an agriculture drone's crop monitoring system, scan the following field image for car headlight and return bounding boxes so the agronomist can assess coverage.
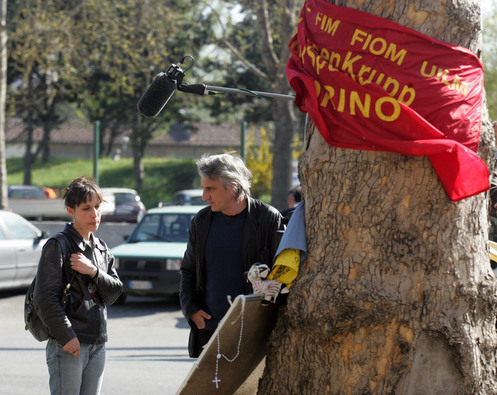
[166,258,181,271]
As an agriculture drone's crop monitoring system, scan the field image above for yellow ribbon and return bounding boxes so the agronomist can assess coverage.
[490,245,497,263]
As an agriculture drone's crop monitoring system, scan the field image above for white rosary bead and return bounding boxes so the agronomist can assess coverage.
[212,296,246,389]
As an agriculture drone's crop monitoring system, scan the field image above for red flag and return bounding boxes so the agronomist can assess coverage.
[287,0,488,201]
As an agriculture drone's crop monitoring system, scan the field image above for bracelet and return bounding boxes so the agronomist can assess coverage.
[91,267,99,279]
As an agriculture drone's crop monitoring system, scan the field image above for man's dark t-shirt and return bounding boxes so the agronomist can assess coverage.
[204,208,247,331]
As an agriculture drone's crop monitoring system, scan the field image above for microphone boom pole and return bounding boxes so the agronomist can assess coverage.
[136,55,296,118]
[178,83,295,101]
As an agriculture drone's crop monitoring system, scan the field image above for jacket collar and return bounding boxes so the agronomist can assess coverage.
[201,196,256,220]
[63,223,106,252]
[246,196,255,216]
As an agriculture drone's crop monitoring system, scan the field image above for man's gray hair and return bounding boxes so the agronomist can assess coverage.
[197,152,252,200]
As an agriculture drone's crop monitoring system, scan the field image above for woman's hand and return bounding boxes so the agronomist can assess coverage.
[70,253,97,277]
[63,336,81,357]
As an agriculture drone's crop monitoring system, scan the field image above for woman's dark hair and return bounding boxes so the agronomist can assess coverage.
[62,177,103,209]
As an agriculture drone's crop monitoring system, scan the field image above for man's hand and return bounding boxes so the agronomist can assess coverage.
[63,336,81,357]
[191,309,211,329]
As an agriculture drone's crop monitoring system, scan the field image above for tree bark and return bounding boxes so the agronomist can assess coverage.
[0,0,7,209]
[260,0,497,393]
[132,116,145,189]
[23,117,34,186]
[271,99,295,210]
[243,0,299,210]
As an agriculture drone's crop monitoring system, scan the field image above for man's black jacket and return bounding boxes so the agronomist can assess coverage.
[179,197,284,322]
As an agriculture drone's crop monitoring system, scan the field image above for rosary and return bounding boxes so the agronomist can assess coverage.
[212,296,246,389]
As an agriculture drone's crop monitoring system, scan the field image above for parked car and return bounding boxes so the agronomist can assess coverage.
[0,210,49,290]
[111,205,203,302]
[8,185,47,199]
[7,185,69,220]
[158,189,206,207]
[101,188,146,223]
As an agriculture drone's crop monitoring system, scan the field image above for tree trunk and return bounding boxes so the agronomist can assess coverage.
[23,120,34,186]
[132,120,145,189]
[260,0,497,393]
[134,154,144,189]
[252,0,299,210]
[0,0,6,209]
[23,86,36,185]
[40,123,51,163]
[271,99,295,210]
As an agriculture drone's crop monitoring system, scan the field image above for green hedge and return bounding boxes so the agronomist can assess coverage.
[6,157,200,209]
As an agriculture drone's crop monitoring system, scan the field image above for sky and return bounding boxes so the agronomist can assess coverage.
[482,0,496,14]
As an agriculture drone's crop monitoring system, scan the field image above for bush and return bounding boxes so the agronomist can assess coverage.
[7,157,199,209]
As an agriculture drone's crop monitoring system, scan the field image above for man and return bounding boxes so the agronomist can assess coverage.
[280,185,302,220]
[179,152,284,358]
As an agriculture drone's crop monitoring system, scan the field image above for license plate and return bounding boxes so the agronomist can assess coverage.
[129,280,152,290]
[116,207,134,214]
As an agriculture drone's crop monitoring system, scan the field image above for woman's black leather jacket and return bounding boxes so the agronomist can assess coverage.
[33,223,123,346]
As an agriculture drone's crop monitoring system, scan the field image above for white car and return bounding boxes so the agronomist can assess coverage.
[101,187,146,223]
[0,210,49,290]
[158,189,206,207]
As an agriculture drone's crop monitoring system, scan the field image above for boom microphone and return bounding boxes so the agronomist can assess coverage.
[136,72,177,118]
[137,59,187,117]
[136,55,295,118]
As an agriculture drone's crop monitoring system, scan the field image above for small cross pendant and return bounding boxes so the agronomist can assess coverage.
[212,376,221,388]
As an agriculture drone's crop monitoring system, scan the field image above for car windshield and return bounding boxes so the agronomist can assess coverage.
[115,193,138,205]
[189,196,205,205]
[129,213,194,242]
[8,187,46,198]
[2,213,40,239]
[171,193,205,205]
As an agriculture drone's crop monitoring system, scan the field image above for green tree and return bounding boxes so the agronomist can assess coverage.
[195,0,304,209]
[245,124,272,198]
[70,0,204,188]
[7,1,207,189]
[7,1,82,184]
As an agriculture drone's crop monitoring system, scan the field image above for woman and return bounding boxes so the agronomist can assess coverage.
[33,177,123,394]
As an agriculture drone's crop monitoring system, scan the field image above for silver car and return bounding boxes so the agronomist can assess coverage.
[158,189,206,207]
[0,210,49,290]
[101,187,146,223]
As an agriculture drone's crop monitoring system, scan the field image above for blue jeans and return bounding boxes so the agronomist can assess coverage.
[46,338,106,395]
